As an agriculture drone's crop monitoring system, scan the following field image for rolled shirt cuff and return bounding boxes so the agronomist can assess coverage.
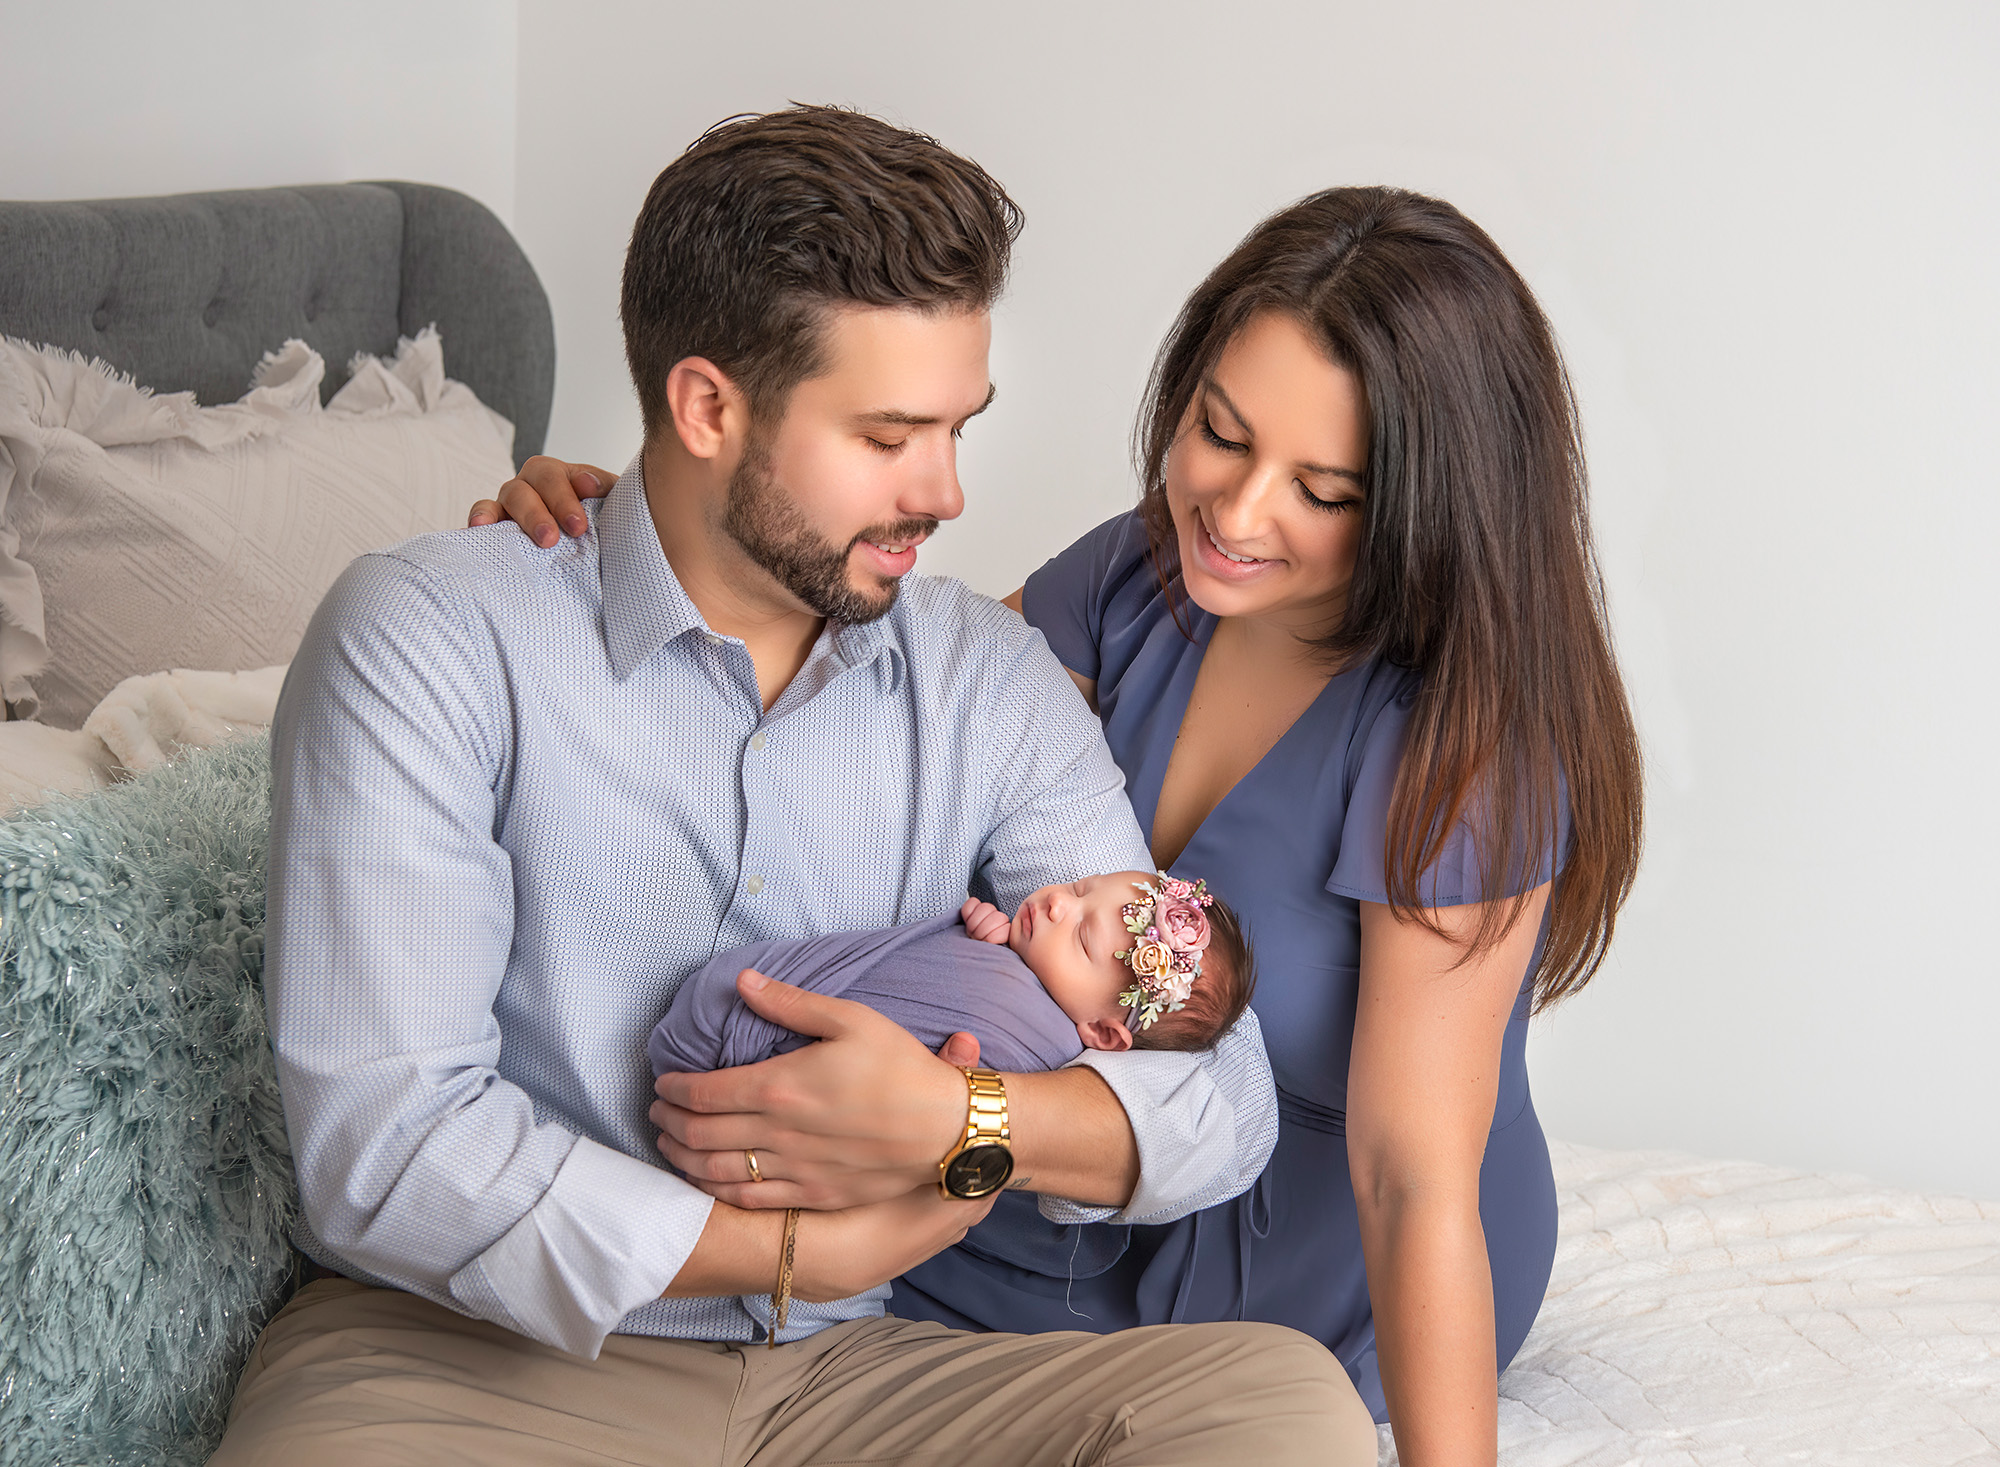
[448,1136,715,1357]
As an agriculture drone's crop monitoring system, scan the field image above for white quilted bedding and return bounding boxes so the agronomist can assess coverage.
[1380,1141,2000,1466]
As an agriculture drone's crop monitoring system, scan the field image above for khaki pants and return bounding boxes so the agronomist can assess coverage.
[208,1278,1377,1466]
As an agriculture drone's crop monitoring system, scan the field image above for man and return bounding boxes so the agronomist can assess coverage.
[213,107,1376,1464]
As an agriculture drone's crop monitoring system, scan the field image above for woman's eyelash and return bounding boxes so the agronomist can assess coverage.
[1302,486,1362,515]
[1197,417,1245,452]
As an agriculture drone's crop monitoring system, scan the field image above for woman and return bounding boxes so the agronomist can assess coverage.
[474,186,1643,1466]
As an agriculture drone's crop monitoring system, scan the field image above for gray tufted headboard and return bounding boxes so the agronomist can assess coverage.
[0,181,554,467]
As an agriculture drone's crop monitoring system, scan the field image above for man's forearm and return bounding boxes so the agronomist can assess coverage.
[662,1201,786,1298]
[1001,1066,1140,1207]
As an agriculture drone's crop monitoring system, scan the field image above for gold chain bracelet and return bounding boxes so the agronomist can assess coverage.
[768,1207,800,1349]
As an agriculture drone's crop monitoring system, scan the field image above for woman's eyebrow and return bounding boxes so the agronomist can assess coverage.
[1200,375,1365,486]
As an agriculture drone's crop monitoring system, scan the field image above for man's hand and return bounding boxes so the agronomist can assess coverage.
[653,969,975,1210]
[792,1187,995,1302]
[959,897,1011,945]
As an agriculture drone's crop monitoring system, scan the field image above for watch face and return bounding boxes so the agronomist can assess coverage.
[944,1144,1014,1199]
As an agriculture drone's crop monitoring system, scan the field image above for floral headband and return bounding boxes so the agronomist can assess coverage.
[1114,872,1216,1031]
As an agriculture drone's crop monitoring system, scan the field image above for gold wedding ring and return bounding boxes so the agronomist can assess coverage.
[744,1148,763,1184]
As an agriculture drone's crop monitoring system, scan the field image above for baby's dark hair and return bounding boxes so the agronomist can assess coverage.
[1133,897,1256,1052]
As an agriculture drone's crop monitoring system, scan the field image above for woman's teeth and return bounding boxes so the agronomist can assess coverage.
[1207,526,1263,564]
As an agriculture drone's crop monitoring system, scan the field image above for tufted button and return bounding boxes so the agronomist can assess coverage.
[203,302,220,328]
[92,305,109,331]
[303,298,319,323]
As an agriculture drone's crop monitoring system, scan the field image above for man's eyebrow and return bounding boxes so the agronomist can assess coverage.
[852,383,997,429]
[1199,376,1365,486]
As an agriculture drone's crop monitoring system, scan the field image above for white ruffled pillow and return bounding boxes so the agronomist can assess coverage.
[0,329,513,727]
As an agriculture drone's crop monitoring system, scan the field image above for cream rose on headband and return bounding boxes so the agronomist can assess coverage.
[1114,872,1217,1030]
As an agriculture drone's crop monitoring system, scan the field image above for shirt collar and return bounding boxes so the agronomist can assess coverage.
[599,457,704,679]
[597,456,906,693]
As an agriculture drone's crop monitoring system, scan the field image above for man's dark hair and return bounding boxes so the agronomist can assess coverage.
[1134,899,1256,1053]
[621,105,1023,441]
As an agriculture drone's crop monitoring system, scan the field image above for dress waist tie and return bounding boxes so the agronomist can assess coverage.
[1165,1089,1339,1323]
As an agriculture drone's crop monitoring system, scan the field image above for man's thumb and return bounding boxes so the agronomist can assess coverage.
[937,1031,982,1069]
[736,969,848,1038]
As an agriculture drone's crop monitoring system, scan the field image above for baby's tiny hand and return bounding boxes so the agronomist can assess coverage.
[959,898,1012,945]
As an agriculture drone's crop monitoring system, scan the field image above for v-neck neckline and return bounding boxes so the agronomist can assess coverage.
[1134,612,1360,871]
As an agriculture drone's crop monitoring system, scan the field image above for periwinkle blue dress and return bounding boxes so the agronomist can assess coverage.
[892,511,1562,1421]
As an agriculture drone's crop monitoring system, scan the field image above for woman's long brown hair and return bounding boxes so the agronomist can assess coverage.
[1136,187,1643,1010]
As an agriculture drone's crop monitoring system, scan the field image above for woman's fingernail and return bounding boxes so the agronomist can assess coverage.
[740,970,768,991]
[579,472,601,491]
[564,515,586,536]
[536,525,557,547]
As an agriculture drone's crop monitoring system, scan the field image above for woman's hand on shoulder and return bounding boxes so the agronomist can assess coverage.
[467,455,620,548]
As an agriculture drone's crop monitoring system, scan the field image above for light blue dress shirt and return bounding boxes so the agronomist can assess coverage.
[267,461,1277,1357]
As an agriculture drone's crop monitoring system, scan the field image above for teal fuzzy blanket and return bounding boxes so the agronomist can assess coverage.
[0,736,295,1466]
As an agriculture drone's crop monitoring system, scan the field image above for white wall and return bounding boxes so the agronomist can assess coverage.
[514,0,2000,1200]
[0,0,518,223]
[8,0,1995,1201]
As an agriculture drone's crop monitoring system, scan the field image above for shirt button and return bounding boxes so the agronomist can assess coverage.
[705,633,723,647]
[745,874,765,895]
[749,732,767,752]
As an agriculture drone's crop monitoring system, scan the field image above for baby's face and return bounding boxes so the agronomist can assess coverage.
[1008,871,1157,1052]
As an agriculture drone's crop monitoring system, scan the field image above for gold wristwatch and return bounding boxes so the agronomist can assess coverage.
[937,1067,1013,1199]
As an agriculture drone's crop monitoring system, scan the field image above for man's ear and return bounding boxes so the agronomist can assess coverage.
[1077,1018,1134,1053]
[663,357,747,461]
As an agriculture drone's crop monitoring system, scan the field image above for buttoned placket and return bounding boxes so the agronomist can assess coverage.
[708,625,886,953]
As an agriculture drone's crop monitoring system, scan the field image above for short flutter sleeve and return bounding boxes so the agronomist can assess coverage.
[1020,510,1156,681]
[1325,669,1569,909]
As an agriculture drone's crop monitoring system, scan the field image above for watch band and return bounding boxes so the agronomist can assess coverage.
[938,1067,1011,1198]
[960,1067,1009,1147]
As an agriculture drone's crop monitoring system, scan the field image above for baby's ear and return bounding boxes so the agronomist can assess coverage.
[1077,1018,1134,1052]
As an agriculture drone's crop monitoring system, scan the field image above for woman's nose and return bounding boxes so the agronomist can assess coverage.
[1207,465,1285,542]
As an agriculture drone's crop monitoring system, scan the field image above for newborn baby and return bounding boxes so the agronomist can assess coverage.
[646,870,1254,1323]
[647,870,1255,1084]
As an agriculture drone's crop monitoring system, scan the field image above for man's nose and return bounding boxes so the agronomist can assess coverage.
[906,441,966,524]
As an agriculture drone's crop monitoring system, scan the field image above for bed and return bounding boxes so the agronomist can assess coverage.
[1422,1142,2000,1466]
[2,182,1995,1467]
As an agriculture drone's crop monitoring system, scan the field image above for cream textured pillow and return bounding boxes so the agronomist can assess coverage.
[0,329,514,727]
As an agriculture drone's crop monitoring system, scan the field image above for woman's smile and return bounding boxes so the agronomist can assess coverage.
[1190,508,1279,579]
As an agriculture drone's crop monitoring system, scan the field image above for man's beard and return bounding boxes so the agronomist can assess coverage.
[722,450,936,626]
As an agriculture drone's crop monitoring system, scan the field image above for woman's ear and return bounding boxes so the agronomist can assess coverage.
[663,357,746,460]
[1077,1017,1135,1052]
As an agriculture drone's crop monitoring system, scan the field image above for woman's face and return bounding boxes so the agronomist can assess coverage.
[1164,310,1370,639]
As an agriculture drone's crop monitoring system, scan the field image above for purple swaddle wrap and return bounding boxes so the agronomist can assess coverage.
[647,910,1124,1279]
[648,910,1084,1081]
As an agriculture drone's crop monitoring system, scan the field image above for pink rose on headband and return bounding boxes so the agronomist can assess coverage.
[1162,877,1195,900]
[1158,899,1211,954]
